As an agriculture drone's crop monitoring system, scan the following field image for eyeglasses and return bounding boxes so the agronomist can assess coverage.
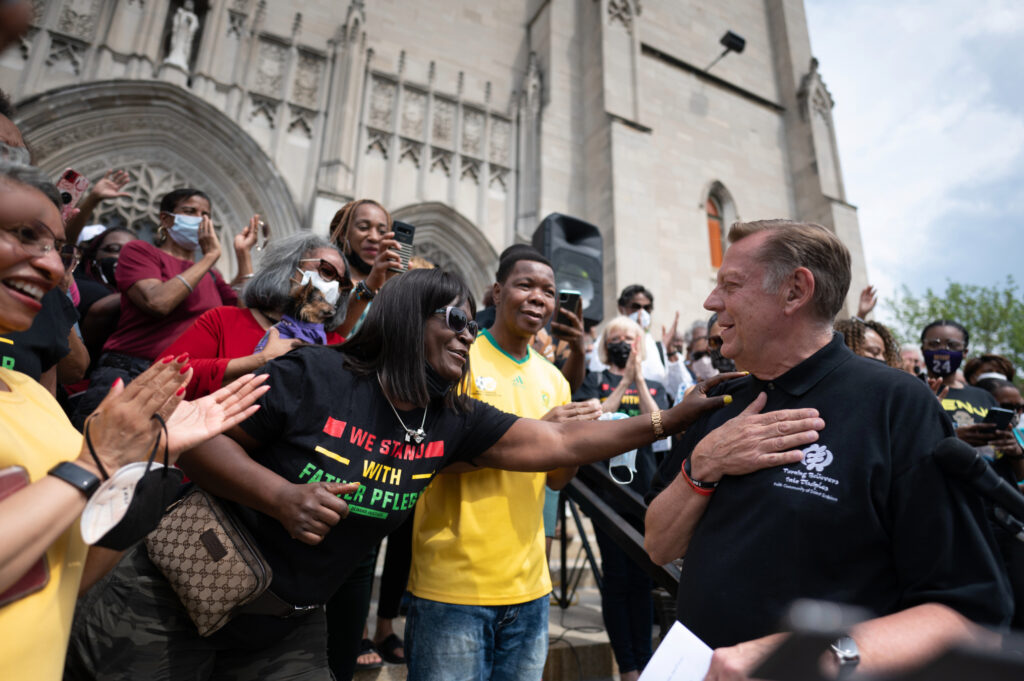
[298,258,351,289]
[626,301,653,313]
[60,243,81,271]
[999,403,1024,414]
[923,338,966,352]
[708,335,723,351]
[434,306,479,336]
[0,221,67,260]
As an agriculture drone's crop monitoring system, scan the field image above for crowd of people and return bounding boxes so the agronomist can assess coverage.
[1,72,1023,681]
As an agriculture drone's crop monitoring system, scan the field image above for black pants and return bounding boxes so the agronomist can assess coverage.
[593,526,654,674]
[325,550,376,681]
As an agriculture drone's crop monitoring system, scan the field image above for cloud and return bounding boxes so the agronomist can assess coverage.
[805,0,1024,311]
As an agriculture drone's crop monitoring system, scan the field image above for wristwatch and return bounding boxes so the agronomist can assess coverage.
[830,635,860,679]
[48,462,101,499]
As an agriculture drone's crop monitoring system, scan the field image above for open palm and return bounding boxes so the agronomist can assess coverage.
[164,373,269,457]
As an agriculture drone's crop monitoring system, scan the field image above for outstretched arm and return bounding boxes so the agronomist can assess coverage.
[476,374,742,472]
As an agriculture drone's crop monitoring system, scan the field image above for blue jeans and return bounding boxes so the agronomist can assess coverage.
[405,594,549,681]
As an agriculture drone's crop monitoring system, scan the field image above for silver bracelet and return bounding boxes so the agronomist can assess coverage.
[175,274,193,292]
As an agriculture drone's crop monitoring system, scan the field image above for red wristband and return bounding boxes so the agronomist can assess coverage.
[681,458,716,497]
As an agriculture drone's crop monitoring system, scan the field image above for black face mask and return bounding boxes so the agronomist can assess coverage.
[710,349,736,373]
[347,250,373,277]
[425,362,455,399]
[83,415,184,551]
[606,341,631,369]
[95,257,118,288]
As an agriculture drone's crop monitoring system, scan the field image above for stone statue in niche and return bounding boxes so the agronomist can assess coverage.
[165,1,200,70]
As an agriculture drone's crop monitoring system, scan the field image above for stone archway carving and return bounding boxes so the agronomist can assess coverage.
[390,202,498,303]
[14,79,302,274]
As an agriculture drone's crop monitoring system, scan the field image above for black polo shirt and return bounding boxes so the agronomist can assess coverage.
[647,334,1012,648]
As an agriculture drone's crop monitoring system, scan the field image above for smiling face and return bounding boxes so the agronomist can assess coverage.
[703,232,786,373]
[0,181,64,333]
[493,259,556,339]
[423,298,475,382]
[345,203,389,265]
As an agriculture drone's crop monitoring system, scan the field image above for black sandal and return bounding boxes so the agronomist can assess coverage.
[376,633,406,665]
[355,638,383,670]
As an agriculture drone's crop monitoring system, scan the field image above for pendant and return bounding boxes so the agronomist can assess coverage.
[406,429,426,445]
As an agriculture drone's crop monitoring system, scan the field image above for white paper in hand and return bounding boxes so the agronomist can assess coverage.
[639,620,713,681]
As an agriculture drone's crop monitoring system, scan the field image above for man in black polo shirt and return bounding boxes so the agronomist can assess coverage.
[645,220,1011,679]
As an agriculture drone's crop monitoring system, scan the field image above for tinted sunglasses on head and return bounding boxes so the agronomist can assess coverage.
[434,306,478,336]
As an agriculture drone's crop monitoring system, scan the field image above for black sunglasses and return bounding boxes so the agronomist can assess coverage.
[626,301,653,312]
[434,306,478,336]
[298,258,352,289]
[999,402,1024,414]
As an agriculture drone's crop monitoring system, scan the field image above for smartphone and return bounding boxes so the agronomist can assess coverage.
[255,219,270,251]
[984,406,1015,431]
[388,221,415,274]
[553,290,581,337]
[55,168,90,223]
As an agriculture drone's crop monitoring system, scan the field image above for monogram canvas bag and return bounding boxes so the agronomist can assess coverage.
[145,486,272,636]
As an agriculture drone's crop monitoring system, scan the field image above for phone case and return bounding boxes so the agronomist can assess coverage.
[389,223,415,274]
[55,168,91,223]
[0,467,50,607]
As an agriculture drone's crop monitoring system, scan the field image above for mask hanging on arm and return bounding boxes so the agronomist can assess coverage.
[295,269,340,306]
[166,214,203,250]
[628,309,651,332]
[923,349,963,377]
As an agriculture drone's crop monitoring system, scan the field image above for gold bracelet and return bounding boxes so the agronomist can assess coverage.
[651,410,666,439]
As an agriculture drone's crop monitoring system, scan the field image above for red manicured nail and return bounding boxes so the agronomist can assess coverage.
[179,364,191,375]
[175,386,186,396]
[161,355,174,364]
[175,353,189,363]
[113,378,123,388]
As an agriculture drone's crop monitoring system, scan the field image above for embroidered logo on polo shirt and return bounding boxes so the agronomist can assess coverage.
[801,443,834,472]
[512,375,524,386]
[773,443,840,503]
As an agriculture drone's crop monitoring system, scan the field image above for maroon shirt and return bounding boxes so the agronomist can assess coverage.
[102,241,238,360]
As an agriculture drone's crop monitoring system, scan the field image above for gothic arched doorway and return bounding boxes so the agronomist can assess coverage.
[390,202,499,304]
[14,79,302,275]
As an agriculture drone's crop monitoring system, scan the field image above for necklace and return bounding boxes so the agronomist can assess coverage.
[377,374,428,444]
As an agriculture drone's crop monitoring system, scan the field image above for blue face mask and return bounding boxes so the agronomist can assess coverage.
[166,213,202,250]
[923,349,963,377]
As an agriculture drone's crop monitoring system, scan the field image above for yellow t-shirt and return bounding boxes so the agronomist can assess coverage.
[409,329,571,605]
[0,368,88,681]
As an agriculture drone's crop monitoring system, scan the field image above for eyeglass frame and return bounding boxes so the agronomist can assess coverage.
[297,258,352,290]
[59,243,82,272]
[0,220,67,261]
[433,306,479,336]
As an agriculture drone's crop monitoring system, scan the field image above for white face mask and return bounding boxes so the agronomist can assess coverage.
[628,309,651,331]
[295,268,340,306]
[975,371,1008,383]
[691,355,718,381]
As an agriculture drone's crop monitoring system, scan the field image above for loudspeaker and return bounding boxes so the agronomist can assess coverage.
[532,213,604,327]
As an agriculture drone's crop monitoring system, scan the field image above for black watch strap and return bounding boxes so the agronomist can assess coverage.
[48,462,101,499]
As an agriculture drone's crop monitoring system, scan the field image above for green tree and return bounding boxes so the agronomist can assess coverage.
[885,277,1024,372]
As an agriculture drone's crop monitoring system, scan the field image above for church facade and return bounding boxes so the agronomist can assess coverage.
[1,0,867,322]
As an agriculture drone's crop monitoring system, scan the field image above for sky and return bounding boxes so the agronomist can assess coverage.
[803,0,1024,315]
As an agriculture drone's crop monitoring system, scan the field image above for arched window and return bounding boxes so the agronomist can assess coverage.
[707,195,724,268]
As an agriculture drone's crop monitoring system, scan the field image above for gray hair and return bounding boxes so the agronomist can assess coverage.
[242,232,348,331]
[684,320,706,344]
[0,161,61,210]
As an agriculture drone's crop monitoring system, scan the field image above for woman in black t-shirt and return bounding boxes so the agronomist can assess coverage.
[66,269,738,681]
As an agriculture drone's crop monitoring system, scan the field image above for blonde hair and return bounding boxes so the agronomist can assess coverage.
[598,316,645,365]
[728,219,851,321]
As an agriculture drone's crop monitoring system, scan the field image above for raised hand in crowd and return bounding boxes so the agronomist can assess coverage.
[927,376,950,401]
[231,213,261,285]
[856,284,878,319]
[550,304,587,392]
[363,229,402,292]
[661,310,685,360]
[64,169,131,244]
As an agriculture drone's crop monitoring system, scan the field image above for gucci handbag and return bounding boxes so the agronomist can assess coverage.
[145,486,272,636]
